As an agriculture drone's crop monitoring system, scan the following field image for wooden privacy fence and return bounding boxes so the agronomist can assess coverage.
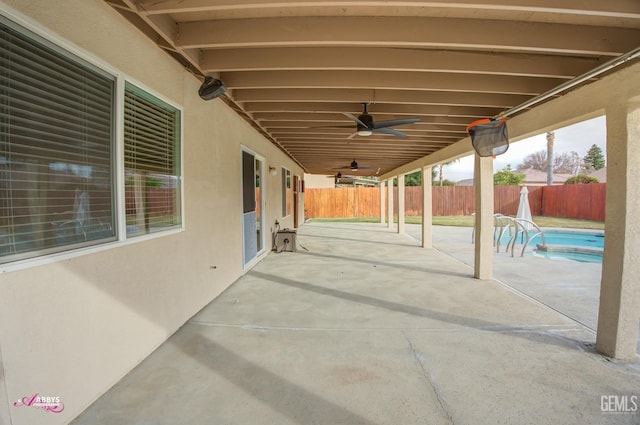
[305,184,606,221]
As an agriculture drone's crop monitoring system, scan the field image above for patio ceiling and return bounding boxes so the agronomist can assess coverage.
[105,1,640,176]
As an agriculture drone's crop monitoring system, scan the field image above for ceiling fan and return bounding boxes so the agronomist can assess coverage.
[332,159,380,173]
[343,103,420,139]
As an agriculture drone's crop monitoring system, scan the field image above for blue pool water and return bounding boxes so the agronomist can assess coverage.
[499,230,604,263]
[531,231,604,249]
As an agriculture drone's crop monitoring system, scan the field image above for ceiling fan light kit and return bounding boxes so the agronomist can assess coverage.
[331,159,377,173]
[344,103,420,139]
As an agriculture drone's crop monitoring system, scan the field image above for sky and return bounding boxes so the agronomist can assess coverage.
[443,115,607,182]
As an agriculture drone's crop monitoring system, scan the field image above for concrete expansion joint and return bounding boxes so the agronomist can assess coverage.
[187,321,463,333]
[404,332,455,425]
[430,241,598,336]
[491,276,598,333]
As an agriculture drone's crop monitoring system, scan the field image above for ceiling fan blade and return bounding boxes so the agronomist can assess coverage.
[343,112,368,128]
[347,131,359,139]
[373,118,421,129]
[357,165,377,169]
[373,127,408,137]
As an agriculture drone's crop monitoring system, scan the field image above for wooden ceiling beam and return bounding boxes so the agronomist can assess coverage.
[253,112,473,124]
[242,102,501,118]
[222,70,564,95]
[233,88,533,108]
[139,0,640,24]
[269,127,466,135]
[277,133,460,140]
[202,47,600,78]
[177,16,637,56]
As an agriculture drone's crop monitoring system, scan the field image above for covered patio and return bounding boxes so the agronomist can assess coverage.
[103,0,640,360]
[1,2,639,424]
[71,222,639,424]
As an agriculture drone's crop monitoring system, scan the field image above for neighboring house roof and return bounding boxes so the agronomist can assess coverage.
[519,168,568,185]
[588,167,607,183]
[456,178,474,186]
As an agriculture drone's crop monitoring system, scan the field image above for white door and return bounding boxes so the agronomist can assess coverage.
[242,150,265,267]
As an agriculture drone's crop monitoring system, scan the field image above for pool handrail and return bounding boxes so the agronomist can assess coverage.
[506,218,546,257]
[495,215,516,253]
[471,212,509,245]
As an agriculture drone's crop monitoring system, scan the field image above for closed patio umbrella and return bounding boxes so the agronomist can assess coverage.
[516,186,534,230]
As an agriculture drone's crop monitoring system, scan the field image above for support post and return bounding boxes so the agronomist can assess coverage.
[596,101,640,359]
[387,178,393,229]
[379,181,386,224]
[397,174,405,234]
[474,155,493,280]
[422,166,433,248]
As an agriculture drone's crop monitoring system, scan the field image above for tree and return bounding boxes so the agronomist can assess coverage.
[518,150,547,171]
[554,151,583,174]
[434,179,456,186]
[517,150,584,174]
[583,144,605,171]
[437,159,459,186]
[404,170,422,186]
[565,174,599,184]
[494,164,525,186]
[546,131,554,186]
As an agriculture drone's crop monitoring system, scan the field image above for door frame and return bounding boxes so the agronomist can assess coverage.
[293,175,300,228]
[240,146,266,269]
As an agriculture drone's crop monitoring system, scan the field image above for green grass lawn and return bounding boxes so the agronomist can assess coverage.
[309,215,605,229]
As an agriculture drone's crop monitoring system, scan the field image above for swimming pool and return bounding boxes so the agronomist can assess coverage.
[533,230,604,249]
[532,248,603,263]
[499,229,604,263]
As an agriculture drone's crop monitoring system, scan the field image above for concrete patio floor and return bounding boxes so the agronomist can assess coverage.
[72,222,640,425]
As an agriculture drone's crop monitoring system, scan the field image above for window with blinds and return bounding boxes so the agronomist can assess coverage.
[124,83,181,237]
[0,17,116,263]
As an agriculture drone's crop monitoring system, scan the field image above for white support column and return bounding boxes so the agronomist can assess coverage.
[422,166,433,248]
[380,181,386,224]
[596,101,640,360]
[397,174,405,234]
[474,155,494,280]
[387,178,393,229]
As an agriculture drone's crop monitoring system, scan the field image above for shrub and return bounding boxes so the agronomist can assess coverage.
[565,174,599,184]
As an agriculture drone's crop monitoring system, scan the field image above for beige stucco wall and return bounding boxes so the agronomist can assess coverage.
[0,1,304,424]
[304,173,336,189]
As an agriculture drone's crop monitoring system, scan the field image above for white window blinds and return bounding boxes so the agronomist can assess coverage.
[123,83,181,237]
[0,18,116,262]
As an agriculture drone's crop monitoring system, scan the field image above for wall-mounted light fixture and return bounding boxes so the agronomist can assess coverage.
[198,76,227,101]
[269,166,277,176]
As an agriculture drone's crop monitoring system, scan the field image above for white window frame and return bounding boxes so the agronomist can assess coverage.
[121,80,184,239]
[0,8,184,273]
